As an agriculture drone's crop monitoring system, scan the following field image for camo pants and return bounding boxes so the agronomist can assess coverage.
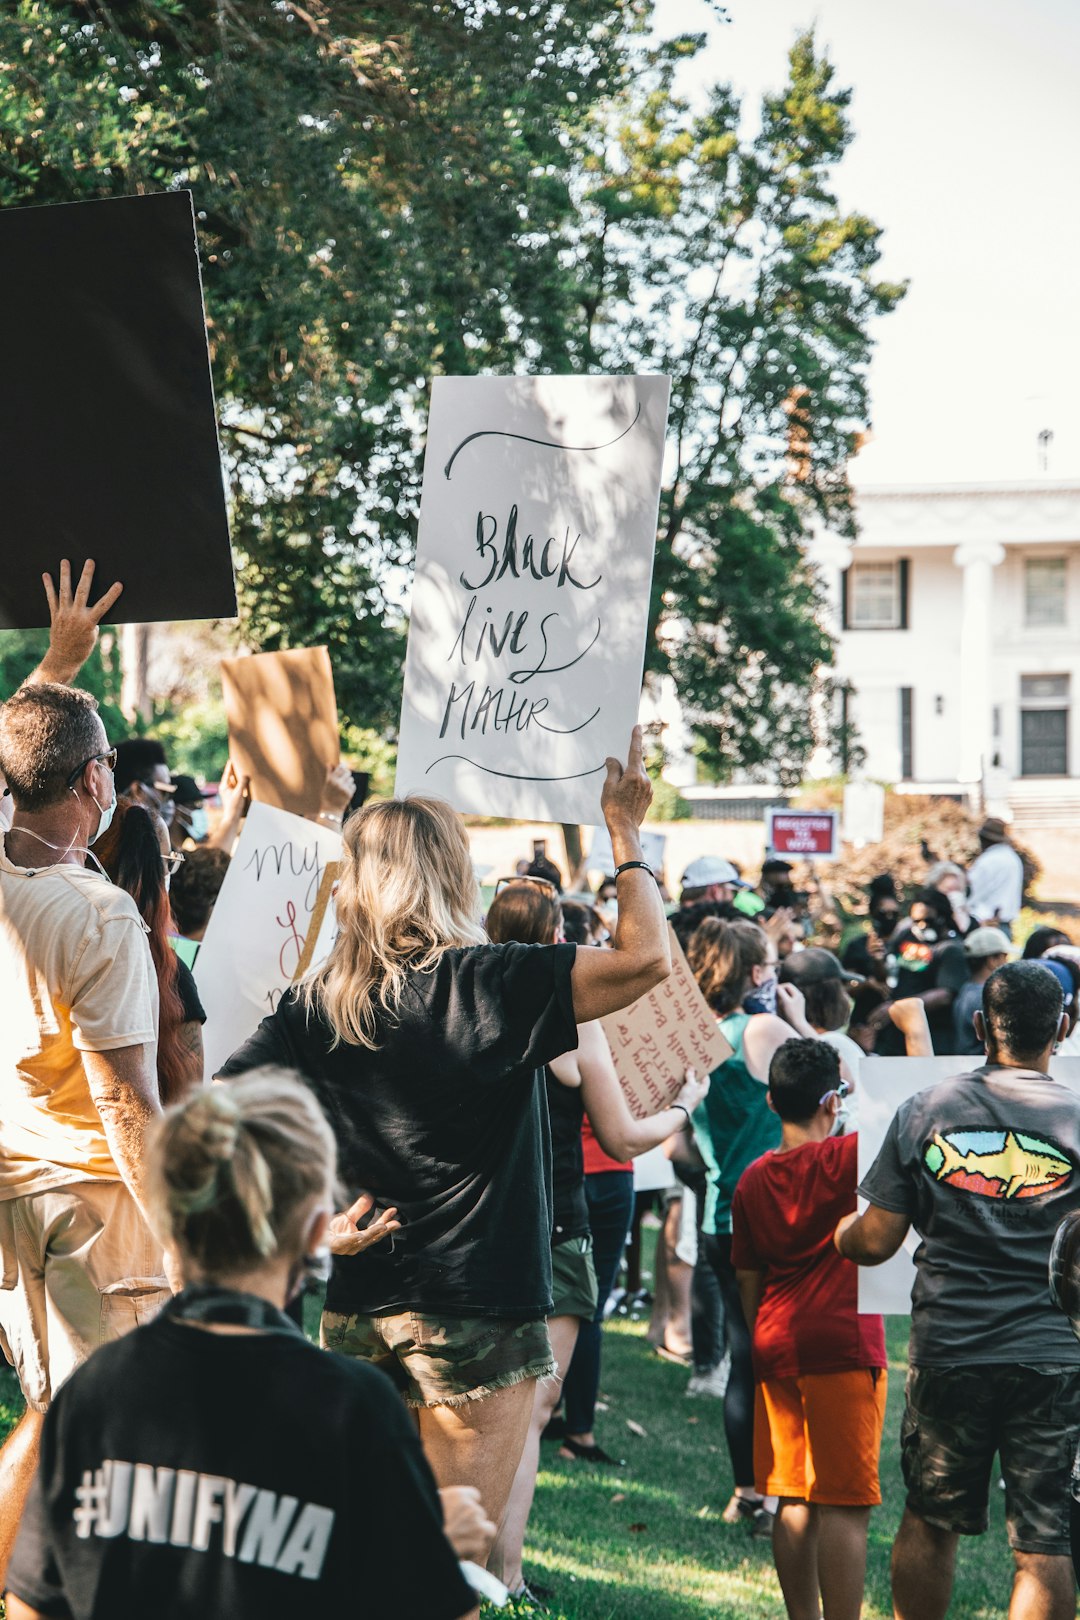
[321,1307,554,1408]
[902,1362,1080,1554]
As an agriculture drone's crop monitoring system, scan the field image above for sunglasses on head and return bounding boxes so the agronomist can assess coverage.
[493,874,558,897]
[65,748,117,789]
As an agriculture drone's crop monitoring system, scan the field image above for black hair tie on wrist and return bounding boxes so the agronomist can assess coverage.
[614,860,653,877]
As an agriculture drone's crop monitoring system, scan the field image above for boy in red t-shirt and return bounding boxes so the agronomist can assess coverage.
[731,1038,886,1620]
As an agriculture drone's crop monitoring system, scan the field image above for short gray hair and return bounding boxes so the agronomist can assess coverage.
[0,684,102,811]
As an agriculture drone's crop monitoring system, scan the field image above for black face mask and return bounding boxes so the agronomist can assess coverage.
[767,882,798,907]
[871,909,899,939]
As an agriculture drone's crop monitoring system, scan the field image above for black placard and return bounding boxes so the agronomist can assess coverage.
[0,191,236,627]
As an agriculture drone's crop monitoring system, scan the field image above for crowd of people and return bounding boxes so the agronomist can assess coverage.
[3,562,1080,1618]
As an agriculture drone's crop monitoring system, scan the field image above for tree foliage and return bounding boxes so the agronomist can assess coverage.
[568,31,906,783]
[0,0,642,728]
[0,5,903,783]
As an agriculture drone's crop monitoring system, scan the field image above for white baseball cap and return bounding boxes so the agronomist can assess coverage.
[963,926,1011,959]
[680,856,746,889]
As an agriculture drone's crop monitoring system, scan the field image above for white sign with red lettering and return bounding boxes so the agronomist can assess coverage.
[194,802,341,1078]
[766,808,839,861]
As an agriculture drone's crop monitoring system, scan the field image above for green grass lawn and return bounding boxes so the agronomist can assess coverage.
[0,1311,1018,1618]
[517,1314,1016,1618]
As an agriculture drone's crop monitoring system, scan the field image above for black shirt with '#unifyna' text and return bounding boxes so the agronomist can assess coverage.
[7,1313,474,1619]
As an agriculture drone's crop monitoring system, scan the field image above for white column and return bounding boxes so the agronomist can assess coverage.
[953,542,1005,789]
[806,532,854,777]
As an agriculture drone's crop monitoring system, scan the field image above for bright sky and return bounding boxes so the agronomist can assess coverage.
[656,0,1080,485]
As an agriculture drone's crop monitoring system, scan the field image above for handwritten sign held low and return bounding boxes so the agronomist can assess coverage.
[194,802,342,1078]
[601,928,732,1120]
[394,374,671,825]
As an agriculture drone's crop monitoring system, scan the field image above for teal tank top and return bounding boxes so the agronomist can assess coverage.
[691,1012,782,1236]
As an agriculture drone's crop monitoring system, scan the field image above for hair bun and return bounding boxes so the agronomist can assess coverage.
[167,1089,242,1215]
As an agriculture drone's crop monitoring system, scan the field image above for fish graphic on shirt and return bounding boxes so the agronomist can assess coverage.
[923,1129,1073,1201]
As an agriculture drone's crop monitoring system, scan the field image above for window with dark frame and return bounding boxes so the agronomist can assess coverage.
[1024,557,1066,629]
[844,559,910,630]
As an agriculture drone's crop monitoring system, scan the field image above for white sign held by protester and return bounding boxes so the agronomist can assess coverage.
[587,825,667,879]
[194,802,342,1078]
[601,927,732,1121]
[842,781,885,848]
[394,374,671,824]
[857,1056,1080,1313]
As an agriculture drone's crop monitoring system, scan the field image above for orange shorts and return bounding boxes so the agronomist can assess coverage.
[754,1367,887,1506]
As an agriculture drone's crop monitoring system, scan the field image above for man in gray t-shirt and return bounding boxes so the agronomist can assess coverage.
[836,961,1080,1620]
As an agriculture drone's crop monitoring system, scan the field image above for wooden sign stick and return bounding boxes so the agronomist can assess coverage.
[291,861,340,984]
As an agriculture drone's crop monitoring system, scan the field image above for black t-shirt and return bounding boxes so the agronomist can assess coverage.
[176,958,206,1025]
[888,926,969,1055]
[218,942,578,1320]
[546,1068,588,1242]
[7,1314,474,1620]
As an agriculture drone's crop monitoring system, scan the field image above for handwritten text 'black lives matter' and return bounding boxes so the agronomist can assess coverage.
[437,503,603,753]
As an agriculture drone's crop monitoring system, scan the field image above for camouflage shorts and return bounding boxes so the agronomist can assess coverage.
[321,1308,554,1409]
[902,1363,1080,1554]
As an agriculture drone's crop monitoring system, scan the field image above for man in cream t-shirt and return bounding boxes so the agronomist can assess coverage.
[0,678,168,1580]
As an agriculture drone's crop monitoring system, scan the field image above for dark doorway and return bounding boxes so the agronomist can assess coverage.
[1020,707,1068,776]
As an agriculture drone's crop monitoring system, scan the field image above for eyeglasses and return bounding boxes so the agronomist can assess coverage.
[818,1076,853,1109]
[65,748,118,789]
[493,875,558,897]
[163,849,185,876]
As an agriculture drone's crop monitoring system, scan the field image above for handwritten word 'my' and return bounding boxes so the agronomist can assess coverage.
[460,506,601,593]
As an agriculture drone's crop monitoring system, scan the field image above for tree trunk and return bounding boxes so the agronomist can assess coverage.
[561,822,585,889]
[120,623,152,726]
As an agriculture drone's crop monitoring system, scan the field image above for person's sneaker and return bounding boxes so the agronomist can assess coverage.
[750,1502,777,1539]
[685,1353,732,1399]
[508,1580,550,1611]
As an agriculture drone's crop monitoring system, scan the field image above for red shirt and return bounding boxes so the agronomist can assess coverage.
[581,1115,631,1175]
[730,1133,886,1381]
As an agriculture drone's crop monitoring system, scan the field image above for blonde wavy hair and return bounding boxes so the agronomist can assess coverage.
[146,1069,337,1274]
[301,794,485,1048]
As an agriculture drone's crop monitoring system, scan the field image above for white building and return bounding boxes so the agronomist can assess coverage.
[811,480,1080,814]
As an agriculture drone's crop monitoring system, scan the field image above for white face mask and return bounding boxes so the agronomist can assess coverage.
[92,785,117,841]
[184,806,209,842]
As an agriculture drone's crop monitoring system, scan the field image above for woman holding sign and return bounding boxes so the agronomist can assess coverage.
[484,877,708,1601]
[216,727,670,1558]
[687,919,817,1533]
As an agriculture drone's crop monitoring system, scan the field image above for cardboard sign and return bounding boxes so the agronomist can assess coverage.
[601,927,732,1120]
[394,375,671,824]
[586,825,668,878]
[857,1056,1080,1313]
[194,802,342,1077]
[766,808,839,860]
[221,647,339,819]
[0,191,235,628]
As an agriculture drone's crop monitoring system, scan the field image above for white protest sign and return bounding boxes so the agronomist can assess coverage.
[601,927,732,1120]
[586,824,667,878]
[394,374,671,824]
[194,802,342,1078]
[857,1056,1080,1313]
[842,781,885,848]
